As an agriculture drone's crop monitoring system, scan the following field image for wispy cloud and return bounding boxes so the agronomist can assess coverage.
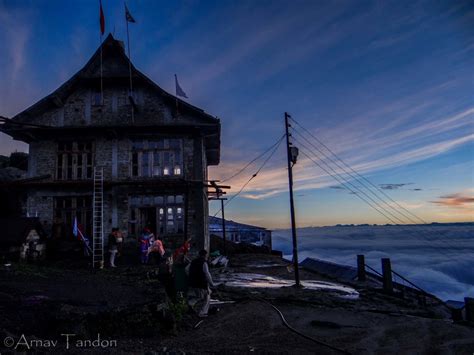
[211,130,473,201]
[0,6,32,86]
[379,183,413,190]
[0,4,34,155]
[431,192,474,208]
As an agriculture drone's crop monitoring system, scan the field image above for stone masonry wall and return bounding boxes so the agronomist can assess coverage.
[22,78,214,252]
[22,83,209,128]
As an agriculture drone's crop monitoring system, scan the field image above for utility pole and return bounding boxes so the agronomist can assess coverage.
[285,112,300,287]
[221,198,227,255]
[207,180,231,255]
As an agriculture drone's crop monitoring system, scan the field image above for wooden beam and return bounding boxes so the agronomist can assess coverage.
[52,95,64,107]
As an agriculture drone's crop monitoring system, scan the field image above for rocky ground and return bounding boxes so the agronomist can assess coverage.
[0,254,473,354]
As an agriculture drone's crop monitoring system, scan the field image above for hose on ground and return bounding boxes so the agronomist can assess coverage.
[258,298,352,355]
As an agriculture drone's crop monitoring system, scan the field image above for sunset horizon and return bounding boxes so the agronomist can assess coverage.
[1,0,472,228]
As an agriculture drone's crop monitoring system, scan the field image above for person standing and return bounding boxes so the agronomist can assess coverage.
[108,228,119,268]
[139,228,153,264]
[188,249,215,317]
[157,252,176,302]
[115,228,124,256]
[173,238,192,296]
[148,235,165,264]
[173,238,191,263]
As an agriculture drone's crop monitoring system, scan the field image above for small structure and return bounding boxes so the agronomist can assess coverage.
[209,216,272,249]
[0,217,46,261]
[20,229,47,262]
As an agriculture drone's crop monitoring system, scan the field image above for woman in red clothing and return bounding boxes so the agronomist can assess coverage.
[148,235,165,264]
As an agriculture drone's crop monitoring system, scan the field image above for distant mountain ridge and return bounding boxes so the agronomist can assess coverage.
[274,221,474,231]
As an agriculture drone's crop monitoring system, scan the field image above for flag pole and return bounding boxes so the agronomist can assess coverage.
[174,74,178,118]
[125,2,134,123]
[175,74,179,117]
[100,13,103,105]
[78,229,93,254]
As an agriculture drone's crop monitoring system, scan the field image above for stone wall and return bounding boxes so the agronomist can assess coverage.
[29,141,56,180]
[28,136,199,182]
[26,193,54,222]
[21,77,215,253]
[21,82,212,129]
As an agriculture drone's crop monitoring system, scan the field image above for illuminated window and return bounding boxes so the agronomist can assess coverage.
[129,195,185,235]
[131,139,182,177]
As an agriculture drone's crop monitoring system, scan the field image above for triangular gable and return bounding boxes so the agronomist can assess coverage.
[12,34,219,125]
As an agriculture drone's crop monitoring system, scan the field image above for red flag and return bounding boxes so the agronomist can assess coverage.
[99,0,105,35]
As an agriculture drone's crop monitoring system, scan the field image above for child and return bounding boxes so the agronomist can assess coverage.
[139,228,153,264]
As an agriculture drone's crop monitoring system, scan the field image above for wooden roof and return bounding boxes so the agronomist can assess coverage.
[1,34,221,165]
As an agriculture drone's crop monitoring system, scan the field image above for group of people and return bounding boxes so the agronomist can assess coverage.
[150,236,216,318]
[107,227,165,267]
[138,228,165,265]
[159,241,216,318]
[106,227,215,317]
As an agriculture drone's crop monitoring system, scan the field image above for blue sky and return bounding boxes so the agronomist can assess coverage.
[0,0,473,228]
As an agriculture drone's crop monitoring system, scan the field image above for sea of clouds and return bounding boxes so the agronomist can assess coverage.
[272,223,474,301]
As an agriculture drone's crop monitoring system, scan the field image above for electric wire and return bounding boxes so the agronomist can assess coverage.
[220,134,286,183]
[292,127,418,224]
[295,141,461,260]
[290,117,437,225]
[212,135,285,217]
[289,118,469,245]
[294,139,402,225]
[292,127,465,253]
[290,123,467,253]
[293,137,459,270]
[293,137,462,260]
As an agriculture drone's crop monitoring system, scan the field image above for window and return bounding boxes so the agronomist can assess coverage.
[167,207,174,229]
[92,91,102,106]
[131,139,183,178]
[57,141,94,180]
[129,194,184,235]
[142,152,150,177]
[132,152,139,176]
[128,90,142,107]
[158,208,165,234]
[54,196,92,238]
